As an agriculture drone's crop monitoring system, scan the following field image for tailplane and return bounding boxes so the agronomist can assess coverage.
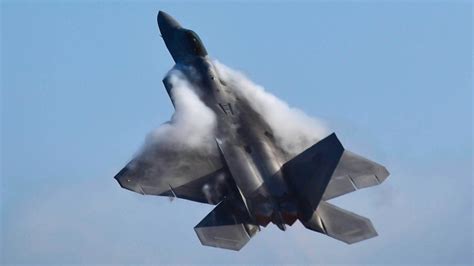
[282,133,382,244]
[194,199,259,251]
[300,201,378,244]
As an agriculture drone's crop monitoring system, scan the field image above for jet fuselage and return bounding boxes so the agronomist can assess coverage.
[158,11,297,230]
[173,53,297,230]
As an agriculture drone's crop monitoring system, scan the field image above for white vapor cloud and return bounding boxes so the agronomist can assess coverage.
[213,60,329,155]
[142,61,328,158]
[145,69,217,151]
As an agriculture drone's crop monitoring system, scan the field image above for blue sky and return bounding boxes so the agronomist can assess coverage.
[1,1,472,264]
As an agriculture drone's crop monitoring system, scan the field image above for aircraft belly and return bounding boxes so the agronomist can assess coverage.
[216,139,264,197]
[251,140,286,188]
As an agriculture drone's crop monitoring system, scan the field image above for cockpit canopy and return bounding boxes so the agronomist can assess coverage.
[184,30,208,57]
[162,28,208,63]
[158,11,208,62]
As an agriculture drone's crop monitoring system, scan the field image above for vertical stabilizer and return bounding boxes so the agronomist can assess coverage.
[282,133,344,218]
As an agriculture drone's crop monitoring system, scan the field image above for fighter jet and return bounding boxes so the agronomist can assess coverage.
[114,11,390,251]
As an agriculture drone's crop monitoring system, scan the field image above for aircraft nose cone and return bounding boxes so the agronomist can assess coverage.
[157,10,182,36]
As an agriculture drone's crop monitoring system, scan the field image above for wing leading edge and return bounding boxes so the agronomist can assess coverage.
[114,142,234,204]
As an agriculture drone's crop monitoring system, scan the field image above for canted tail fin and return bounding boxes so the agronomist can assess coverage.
[282,133,384,244]
[282,133,344,216]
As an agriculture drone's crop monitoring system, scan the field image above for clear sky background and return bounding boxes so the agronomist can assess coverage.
[1,1,472,265]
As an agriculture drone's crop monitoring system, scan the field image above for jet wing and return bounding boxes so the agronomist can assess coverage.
[114,141,233,205]
[115,69,236,204]
[322,150,389,200]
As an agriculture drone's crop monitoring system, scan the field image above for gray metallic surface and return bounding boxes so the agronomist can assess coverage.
[194,200,258,251]
[216,139,265,197]
[114,140,226,202]
[323,150,390,200]
[113,11,390,251]
[302,201,378,244]
[283,133,344,214]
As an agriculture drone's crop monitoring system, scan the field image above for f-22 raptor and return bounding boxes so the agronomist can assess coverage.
[114,11,390,251]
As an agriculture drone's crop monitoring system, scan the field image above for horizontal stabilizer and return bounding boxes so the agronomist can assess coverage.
[301,201,378,244]
[194,200,259,251]
[323,150,389,200]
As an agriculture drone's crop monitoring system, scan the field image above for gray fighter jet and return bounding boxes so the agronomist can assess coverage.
[114,11,390,251]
